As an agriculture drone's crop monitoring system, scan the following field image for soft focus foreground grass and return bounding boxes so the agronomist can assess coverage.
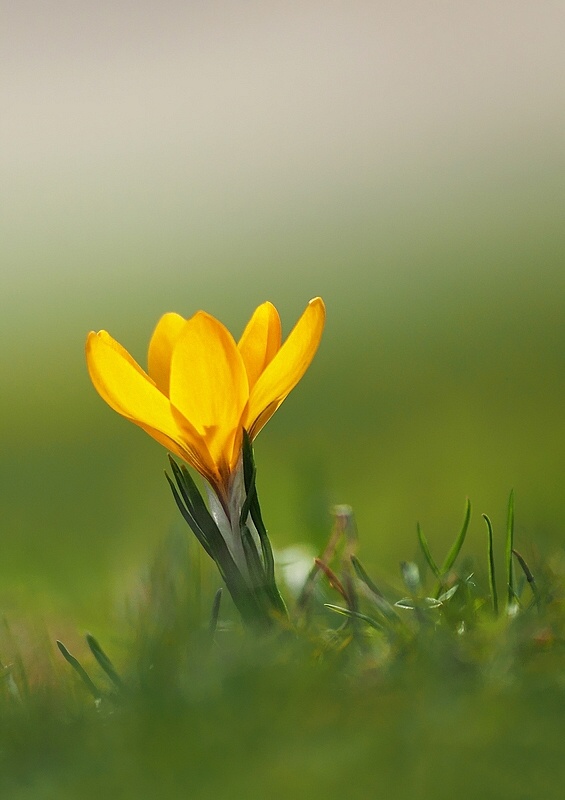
[3,525,565,800]
[4,666,565,800]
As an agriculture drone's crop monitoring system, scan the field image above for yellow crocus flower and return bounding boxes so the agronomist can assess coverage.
[86,298,325,507]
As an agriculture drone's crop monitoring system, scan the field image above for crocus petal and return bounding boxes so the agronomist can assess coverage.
[86,331,185,448]
[91,329,150,380]
[169,312,249,468]
[237,301,282,390]
[87,330,220,481]
[138,421,220,487]
[245,297,325,438]
[148,312,186,396]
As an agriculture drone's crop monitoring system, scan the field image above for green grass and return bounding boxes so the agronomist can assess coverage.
[2,495,565,799]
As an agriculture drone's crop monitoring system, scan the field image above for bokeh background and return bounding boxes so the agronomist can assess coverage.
[3,1,565,627]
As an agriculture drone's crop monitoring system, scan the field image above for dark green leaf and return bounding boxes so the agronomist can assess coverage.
[324,604,384,631]
[86,634,124,692]
[483,514,498,616]
[209,588,223,637]
[512,548,541,612]
[56,641,102,701]
[506,490,515,608]
[416,523,441,579]
[350,555,399,621]
[440,498,471,575]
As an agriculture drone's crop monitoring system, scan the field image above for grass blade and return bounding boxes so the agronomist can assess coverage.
[350,555,400,622]
[506,489,515,608]
[416,523,441,579]
[483,514,498,616]
[86,634,124,692]
[324,604,384,631]
[350,555,385,598]
[512,548,541,612]
[57,641,102,701]
[208,588,223,637]
[440,498,471,574]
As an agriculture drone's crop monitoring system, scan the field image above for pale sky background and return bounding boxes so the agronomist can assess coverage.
[3,1,565,303]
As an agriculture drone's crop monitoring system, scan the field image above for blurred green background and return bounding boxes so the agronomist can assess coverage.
[2,1,565,629]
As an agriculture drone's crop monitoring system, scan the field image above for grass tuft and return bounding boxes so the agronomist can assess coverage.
[3,497,565,798]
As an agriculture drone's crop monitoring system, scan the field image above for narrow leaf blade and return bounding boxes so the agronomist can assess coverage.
[506,489,515,608]
[57,641,102,701]
[324,604,384,631]
[483,514,498,616]
[440,498,471,574]
[416,523,441,579]
[86,634,124,692]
